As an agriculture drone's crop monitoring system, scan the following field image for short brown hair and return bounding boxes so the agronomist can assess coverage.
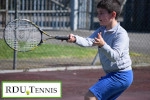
[97,0,122,19]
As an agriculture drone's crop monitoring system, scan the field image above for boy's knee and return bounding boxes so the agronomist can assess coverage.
[84,90,97,100]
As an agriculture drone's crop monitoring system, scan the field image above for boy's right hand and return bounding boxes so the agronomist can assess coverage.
[67,34,76,43]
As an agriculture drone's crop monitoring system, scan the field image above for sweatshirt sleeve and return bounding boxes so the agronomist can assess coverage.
[74,28,100,47]
[74,35,94,47]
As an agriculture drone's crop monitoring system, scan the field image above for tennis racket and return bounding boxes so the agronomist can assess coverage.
[3,19,69,52]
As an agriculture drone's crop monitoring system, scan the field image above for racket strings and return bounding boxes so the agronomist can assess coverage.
[4,20,42,52]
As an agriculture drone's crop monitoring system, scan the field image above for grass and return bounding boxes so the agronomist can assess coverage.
[0,39,97,59]
[1,39,150,65]
[130,52,141,56]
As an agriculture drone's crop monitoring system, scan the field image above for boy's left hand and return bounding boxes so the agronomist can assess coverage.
[93,32,105,47]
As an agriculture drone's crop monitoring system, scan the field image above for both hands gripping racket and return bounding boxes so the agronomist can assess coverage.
[3,19,69,52]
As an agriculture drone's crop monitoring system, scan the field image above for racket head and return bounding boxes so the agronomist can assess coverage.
[3,19,42,52]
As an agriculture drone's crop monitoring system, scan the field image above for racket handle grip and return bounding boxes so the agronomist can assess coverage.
[55,36,69,40]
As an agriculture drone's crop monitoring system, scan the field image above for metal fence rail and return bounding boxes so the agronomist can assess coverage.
[0,0,94,30]
[1,0,71,30]
[0,0,7,28]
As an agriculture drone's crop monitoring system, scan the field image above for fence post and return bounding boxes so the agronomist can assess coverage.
[91,52,99,65]
[13,0,19,70]
[5,0,8,25]
[70,0,78,31]
[90,0,94,30]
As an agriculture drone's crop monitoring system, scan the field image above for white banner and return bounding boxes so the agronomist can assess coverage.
[2,81,62,98]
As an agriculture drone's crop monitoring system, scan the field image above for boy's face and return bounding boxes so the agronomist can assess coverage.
[97,8,113,26]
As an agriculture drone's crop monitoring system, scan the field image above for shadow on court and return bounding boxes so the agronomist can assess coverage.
[0,66,150,100]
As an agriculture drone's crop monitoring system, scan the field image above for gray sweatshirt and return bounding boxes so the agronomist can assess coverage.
[74,23,132,73]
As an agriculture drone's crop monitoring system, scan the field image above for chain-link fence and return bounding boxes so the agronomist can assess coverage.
[0,30,150,70]
[0,0,150,70]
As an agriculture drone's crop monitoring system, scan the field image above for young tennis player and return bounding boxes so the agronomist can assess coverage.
[67,0,133,100]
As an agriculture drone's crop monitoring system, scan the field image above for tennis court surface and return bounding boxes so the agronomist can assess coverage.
[0,66,150,100]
